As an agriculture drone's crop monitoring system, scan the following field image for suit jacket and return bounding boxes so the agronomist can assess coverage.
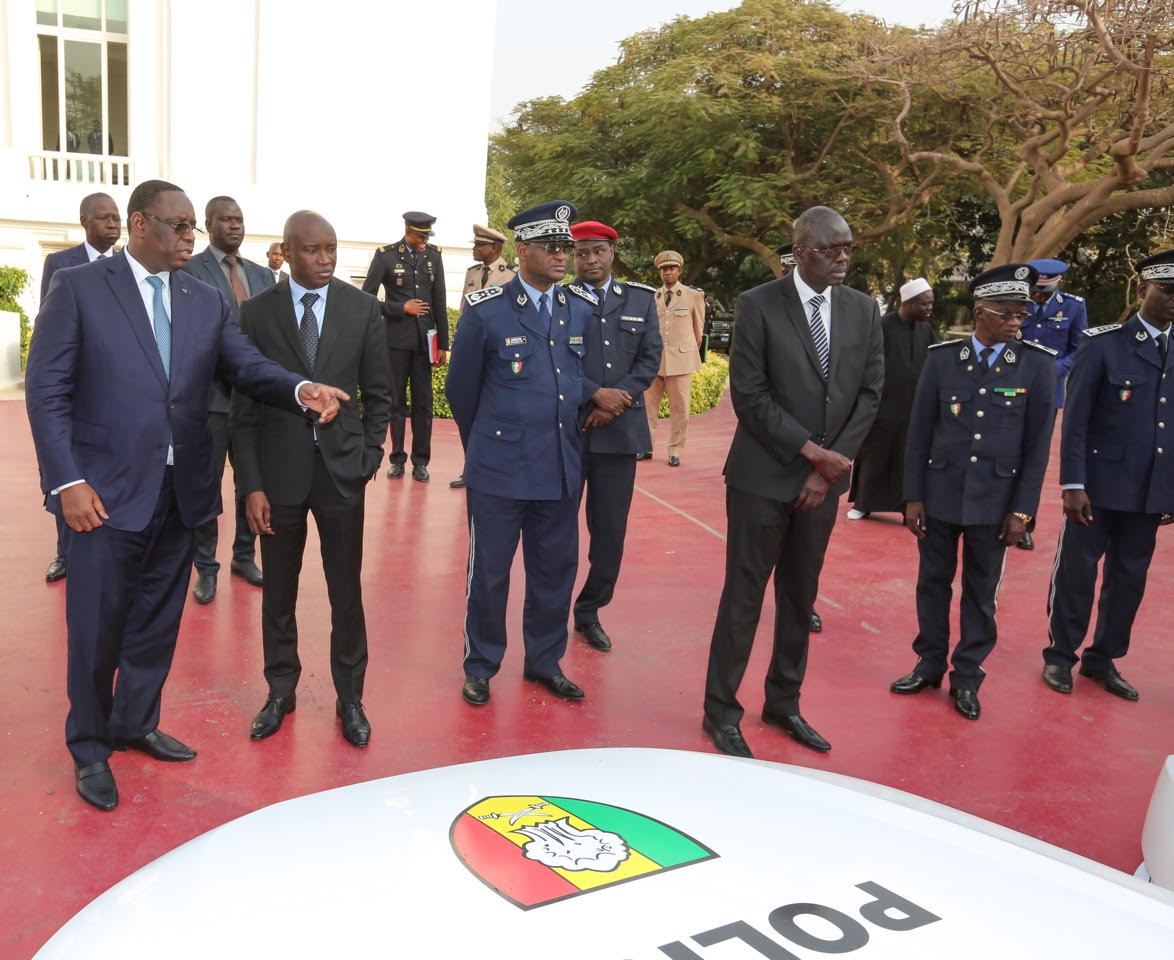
[25,251,306,532]
[445,277,591,500]
[577,278,662,454]
[904,339,1056,526]
[362,240,450,352]
[654,283,705,376]
[1020,289,1088,407]
[723,273,885,501]
[40,243,90,299]
[231,278,391,504]
[182,247,276,413]
[1060,316,1173,514]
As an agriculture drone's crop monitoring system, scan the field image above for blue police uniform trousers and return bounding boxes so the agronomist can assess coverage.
[573,447,637,625]
[1045,506,1160,671]
[463,487,579,679]
[912,516,1006,692]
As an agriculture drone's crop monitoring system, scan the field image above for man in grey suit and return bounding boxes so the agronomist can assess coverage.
[702,206,884,758]
[181,196,274,603]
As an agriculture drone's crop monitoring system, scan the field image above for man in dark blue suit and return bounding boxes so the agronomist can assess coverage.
[182,196,274,603]
[1042,249,1174,702]
[25,179,348,810]
[445,201,594,706]
[568,220,662,651]
[38,191,122,583]
[893,264,1056,721]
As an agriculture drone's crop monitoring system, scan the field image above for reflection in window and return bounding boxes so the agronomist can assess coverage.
[64,41,103,153]
[107,43,128,156]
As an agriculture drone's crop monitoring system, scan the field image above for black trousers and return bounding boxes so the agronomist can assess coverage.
[573,450,637,624]
[65,468,193,766]
[1045,506,1160,671]
[193,411,256,574]
[911,516,1006,692]
[704,486,838,724]
[387,346,432,466]
[259,450,368,702]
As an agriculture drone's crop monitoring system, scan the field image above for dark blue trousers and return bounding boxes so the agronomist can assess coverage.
[65,469,194,766]
[463,488,579,679]
[573,450,637,625]
[55,513,70,561]
[1045,506,1160,671]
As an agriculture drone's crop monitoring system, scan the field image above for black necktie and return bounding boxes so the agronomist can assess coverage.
[594,285,607,310]
[980,346,993,370]
[1158,332,1168,364]
[300,292,320,370]
[538,293,551,335]
[480,265,489,287]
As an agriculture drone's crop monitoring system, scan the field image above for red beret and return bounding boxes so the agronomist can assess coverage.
[570,220,618,242]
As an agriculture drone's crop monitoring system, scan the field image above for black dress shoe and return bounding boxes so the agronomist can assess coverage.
[523,672,585,700]
[809,610,823,633]
[229,558,264,586]
[951,689,981,719]
[702,716,754,758]
[1017,530,1035,550]
[890,672,942,694]
[412,465,430,482]
[250,694,296,739]
[574,621,612,651]
[1079,664,1139,701]
[449,476,465,488]
[762,710,831,752]
[462,675,490,705]
[192,573,216,604]
[386,463,405,479]
[636,452,652,461]
[113,728,197,761]
[1042,664,1073,694]
[46,555,67,582]
[667,455,681,466]
[337,700,371,746]
[76,761,118,811]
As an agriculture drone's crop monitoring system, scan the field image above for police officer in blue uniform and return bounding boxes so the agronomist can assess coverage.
[362,211,449,482]
[893,264,1057,720]
[568,220,662,651]
[1015,259,1088,549]
[1042,250,1174,702]
[445,201,595,705]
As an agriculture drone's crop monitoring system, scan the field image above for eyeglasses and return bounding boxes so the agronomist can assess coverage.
[798,242,859,258]
[148,214,203,236]
[977,305,1030,321]
[526,241,575,256]
[1150,282,1174,295]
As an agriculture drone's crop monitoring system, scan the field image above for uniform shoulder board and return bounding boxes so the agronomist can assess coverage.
[624,281,656,292]
[927,338,964,350]
[426,242,438,251]
[1082,324,1121,337]
[375,245,385,254]
[566,284,598,303]
[1059,292,1085,303]
[464,286,505,307]
[1020,340,1058,356]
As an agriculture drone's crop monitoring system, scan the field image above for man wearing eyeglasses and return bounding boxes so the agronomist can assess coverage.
[25,179,349,810]
[446,200,595,707]
[893,263,1056,721]
[38,192,122,585]
[702,206,884,759]
[1042,249,1174,702]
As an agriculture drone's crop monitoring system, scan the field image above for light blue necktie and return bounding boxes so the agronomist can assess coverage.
[146,275,171,380]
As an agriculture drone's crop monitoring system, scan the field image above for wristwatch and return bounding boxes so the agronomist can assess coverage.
[1012,512,1032,524]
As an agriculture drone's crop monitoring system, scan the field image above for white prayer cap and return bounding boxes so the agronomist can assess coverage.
[900,277,932,302]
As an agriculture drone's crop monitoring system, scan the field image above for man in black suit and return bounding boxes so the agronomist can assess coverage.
[25,179,347,810]
[38,191,122,583]
[362,211,449,482]
[232,211,390,747]
[569,220,662,651]
[266,242,288,285]
[702,206,883,758]
[182,196,274,603]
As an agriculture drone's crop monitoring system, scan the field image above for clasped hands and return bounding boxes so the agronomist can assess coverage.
[582,387,632,430]
[796,442,851,511]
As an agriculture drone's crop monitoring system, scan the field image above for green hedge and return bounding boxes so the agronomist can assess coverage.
[0,267,32,371]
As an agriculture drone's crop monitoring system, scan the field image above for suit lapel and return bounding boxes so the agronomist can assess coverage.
[513,279,550,342]
[198,248,236,305]
[828,285,847,380]
[168,271,193,394]
[600,283,624,320]
[274,282,310,375]
[779,275,824,378]
[1125,316,1165,370]
[315,279,345,376]
[106,253,168,390]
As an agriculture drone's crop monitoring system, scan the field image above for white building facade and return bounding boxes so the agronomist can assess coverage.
[0,0,496,326]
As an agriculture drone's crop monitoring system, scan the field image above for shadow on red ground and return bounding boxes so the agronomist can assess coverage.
[1,393,1170,956]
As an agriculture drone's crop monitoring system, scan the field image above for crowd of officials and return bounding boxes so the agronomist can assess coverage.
[23,185,1173,808]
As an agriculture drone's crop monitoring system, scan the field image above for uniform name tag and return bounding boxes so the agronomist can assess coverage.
[505,336,527,346]
[620,316,645,323]
[569,336,584,345]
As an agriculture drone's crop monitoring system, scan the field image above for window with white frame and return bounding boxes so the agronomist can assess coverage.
[36,0,129,157]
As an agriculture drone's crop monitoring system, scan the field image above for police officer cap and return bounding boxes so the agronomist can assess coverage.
[1027,258,1068,283]
[654,250,684,269]
[403,211,436,236]
[1138,249,1174,282]
[970,263,1038,301]
[508,200,577,243]
[570,220,618,243]
[775,242,796,267]
[472,224,506,245]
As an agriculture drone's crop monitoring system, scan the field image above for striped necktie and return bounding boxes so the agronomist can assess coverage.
[145,276,170,379]
[808,294,829,377]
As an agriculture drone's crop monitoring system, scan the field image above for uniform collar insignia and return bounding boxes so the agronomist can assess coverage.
[556,290,566,306]
[516,292,528,307]
[959,345,971,360]
[1136,329,1149,341]
[1005,349,1016,363]
[613,284,623,295]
